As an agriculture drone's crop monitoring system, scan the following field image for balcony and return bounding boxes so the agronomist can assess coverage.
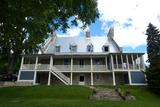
[37,64,50,70]
[22,64,35,70]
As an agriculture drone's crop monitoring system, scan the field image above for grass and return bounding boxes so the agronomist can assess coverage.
[0,85,160,107]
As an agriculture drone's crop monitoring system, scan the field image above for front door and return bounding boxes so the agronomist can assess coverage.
[79,75,85,85]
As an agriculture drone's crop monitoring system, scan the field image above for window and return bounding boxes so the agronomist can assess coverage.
[55,46,60,52]
[87,43,93,52]
[19,71,34,80]
[64,59,69,65]
[79,76,84,82]
[79,59,84,68]
[70,45,77,52]
[96,74,100,80]
[103,46,109,52]
[94,59,100,65]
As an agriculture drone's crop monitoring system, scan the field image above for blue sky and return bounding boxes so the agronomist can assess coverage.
[55,0,160,62]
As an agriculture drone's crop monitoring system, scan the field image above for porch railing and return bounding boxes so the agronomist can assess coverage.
[21,64,35,70]
[37,64,50,70]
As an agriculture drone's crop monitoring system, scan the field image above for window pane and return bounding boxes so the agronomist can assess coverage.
[19,71,34,80]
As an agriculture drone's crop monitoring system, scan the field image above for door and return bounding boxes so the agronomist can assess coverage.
[79,75,85,85]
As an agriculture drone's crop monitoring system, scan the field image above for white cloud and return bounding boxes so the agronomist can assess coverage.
[98,0,160,48]
[57,20,85,37]
[57,27,82,37]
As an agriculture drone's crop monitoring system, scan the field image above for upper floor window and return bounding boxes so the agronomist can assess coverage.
[103,45,109,52]
[87,43,93,52]
[70,44,77,52]
[79,59,84,68]
[55,45,60,52]
[64,59,70,66]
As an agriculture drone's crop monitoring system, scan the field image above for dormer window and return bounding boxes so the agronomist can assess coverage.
[87,43,93,52]
[70,44,77,52]
[55,45,60,52]
[103,45,109,52]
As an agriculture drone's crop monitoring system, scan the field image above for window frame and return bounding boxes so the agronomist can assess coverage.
[55,45,61,52]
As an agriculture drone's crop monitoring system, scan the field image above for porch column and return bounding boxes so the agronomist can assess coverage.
[116,54,118,69]
[140,55,145,70]
[90,57,93,85]
[91,72,93,85]
[20,56,24,69]
[128,71,132,85]
[105,56,108,70]
[47,71,51,86]
[49,56,53,70]
[35,56,38,70]
[17,70,21,81]
[137,54,140,69]
[131,54,135,69]
[111,54,114,70]
[126,54,130,69]
[70,57,73,85]
[121,54,124,69]
[33,56,38,85]
[112,71,116,86]
[33,70,37,85]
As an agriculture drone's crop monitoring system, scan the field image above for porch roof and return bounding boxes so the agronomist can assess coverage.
[21,52,144,58]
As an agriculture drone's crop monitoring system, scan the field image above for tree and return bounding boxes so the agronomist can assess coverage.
[146,23,160,95]
[0,0,99,74]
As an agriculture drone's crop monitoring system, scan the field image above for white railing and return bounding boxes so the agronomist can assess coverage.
[52,65,71,71]
[51,67,70,85]
[37,64,50,70]
[93,65,107,71]
[21,64,35,70]
[113,64,141,70]
[73,65,91,71]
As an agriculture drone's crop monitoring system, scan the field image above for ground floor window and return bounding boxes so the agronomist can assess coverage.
[131,71,145,83]
[19,71,34,80]
[79,76,84,82]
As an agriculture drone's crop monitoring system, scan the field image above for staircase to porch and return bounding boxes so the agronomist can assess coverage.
[50,66,70,85]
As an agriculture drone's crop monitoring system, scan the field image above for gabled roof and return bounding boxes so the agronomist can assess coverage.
[43,28,122,53]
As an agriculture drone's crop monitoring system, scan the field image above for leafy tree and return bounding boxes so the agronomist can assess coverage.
[0,0,99,74]
[146,23,160,95]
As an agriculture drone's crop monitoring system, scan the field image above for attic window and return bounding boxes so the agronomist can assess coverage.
[70,45,77,52]
[55,45,60,52]
[103,46,109,52]
[87,43,93,52]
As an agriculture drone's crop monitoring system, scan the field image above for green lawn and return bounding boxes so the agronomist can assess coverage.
[0,85,160,107]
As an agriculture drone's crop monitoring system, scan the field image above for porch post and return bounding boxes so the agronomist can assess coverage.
[111,54,116,86]
[111,54,114,70]
[121,54,124,69]
[48,71,51,86]
[128,71,132,85]
[33,70,37,85]
[91,57,93,85]
[35,56,38,70]
[137,54,140,69]
[116,54,118,69]
[105,56,108,70]
[20,56,24,69]
[131,54,135,69]
[140,55,145,70]
[70,57,73,85]
[17,70,21,81]
[33,56,38,85]
[126,54,130,69]
[112,71,116,86]
[50,56,53,70]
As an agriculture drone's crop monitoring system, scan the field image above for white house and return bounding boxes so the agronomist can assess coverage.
[17,28,146,86]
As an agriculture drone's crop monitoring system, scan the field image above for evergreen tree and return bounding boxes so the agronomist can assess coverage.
[146,23,160,95]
